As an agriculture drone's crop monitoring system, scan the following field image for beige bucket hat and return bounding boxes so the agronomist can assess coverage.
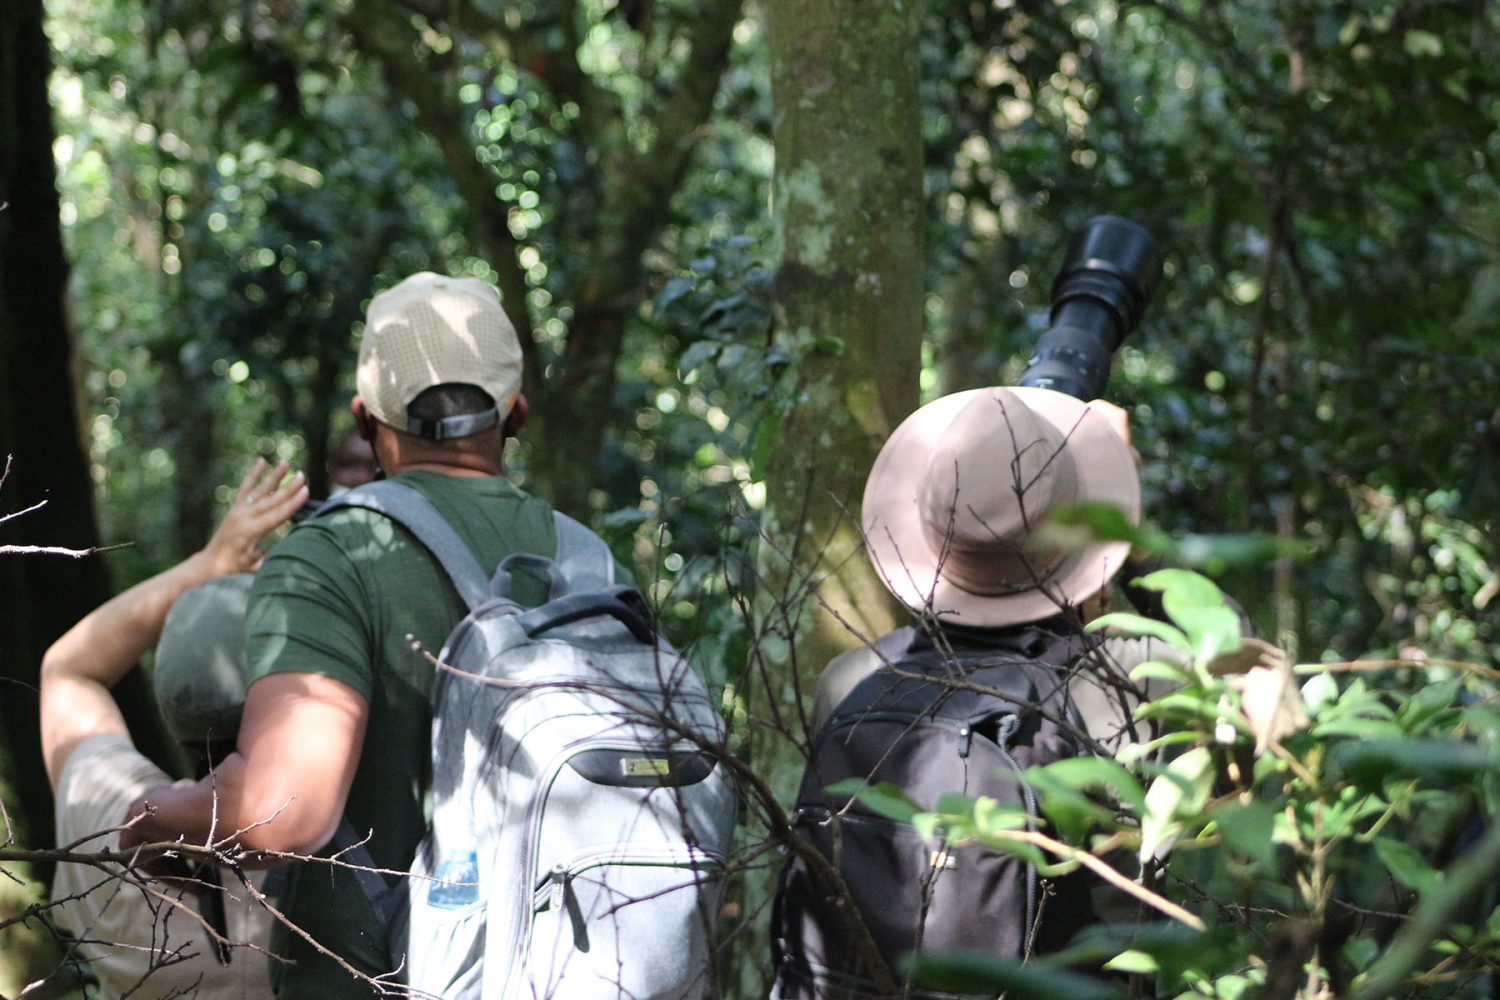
[862,386,1141,627]
[356,272,523,438]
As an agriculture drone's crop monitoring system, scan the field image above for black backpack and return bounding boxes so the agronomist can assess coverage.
[771,625,1097,1000]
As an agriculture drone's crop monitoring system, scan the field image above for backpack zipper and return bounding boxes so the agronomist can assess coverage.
[505,733,723,992]
[530,844,728,914]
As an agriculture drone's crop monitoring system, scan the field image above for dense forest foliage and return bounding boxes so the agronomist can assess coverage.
[3,0,1499,995]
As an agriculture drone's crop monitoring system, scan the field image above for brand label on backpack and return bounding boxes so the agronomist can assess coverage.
[622,756,673,778]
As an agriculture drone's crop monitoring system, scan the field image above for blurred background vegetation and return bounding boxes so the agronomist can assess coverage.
[3,0,1499,993]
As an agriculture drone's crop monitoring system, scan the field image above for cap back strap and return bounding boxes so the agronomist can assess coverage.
[406,407,500,441]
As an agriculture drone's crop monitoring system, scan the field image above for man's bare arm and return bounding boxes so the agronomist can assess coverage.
[40,460,307,790]
[123,672,369,859]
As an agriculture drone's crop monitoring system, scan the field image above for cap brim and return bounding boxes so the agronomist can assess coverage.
[862,386,1140,627]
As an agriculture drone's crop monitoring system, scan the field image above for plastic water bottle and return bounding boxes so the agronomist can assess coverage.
[427,846,480,909]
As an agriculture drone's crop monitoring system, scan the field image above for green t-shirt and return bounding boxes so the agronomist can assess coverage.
[244,471,557,998]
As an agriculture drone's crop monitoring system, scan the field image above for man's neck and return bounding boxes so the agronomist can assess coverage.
[374,427,505,478]
[389,459,500,478]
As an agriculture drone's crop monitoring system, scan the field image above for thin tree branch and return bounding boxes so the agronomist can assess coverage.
[342,4,538,385]
[0,542,132,559]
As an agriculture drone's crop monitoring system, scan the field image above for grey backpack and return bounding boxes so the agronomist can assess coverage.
[325,481,737,999]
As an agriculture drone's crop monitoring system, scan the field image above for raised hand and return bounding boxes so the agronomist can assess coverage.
[201,458,309,577]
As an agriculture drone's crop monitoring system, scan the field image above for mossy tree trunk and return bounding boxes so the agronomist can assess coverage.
[728,1,924,994]
[760,0,924,733]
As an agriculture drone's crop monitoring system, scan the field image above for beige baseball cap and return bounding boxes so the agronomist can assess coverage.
[356,272,523,439]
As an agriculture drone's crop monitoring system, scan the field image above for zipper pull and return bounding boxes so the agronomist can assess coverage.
[533,865,567,913]
[958,725,973,758]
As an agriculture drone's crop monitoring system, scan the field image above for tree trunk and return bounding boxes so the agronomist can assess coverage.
[0,0,172,857]
[0,0,161,987]
[732,0,925,994]
[762,0,924,709]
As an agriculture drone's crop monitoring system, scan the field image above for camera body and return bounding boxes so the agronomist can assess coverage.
[1017,216,1162,401]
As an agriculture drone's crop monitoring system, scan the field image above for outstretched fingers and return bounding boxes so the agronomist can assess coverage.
[206,460,310,575]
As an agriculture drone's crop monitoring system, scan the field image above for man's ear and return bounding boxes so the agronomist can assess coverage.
[502,392,529,438]
[351,397,378,442]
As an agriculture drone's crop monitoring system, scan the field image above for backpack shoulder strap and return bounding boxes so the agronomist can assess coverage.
[317,480,489,613]
[325,816,404,928]
[485,510,613,602]
[550,510,615,592]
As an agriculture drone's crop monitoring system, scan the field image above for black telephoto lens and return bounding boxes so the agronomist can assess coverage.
[1017,216,1162,401]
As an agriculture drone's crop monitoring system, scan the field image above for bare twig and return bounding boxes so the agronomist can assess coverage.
[1295,658,1500,682]
[0,495,47,528]
[0,542,133,559]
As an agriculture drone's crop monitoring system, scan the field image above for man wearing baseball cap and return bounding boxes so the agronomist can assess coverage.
[42,459,303,998]
[123,273,569,996]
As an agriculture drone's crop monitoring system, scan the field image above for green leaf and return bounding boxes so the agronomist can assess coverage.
[829,780,921,823]
[747,417,777,483]
[1373,836,1441,894]
[1311,717,1406,741]
[1343,935,1379,969]
[1030,755,1148,814]
[677,338,720,377]
[596,506,649,533]
[656,275,694,310]
[1140,747,1214,862]
[1102,949,1158,974]
[972,795,1029,834]
[933,792,978,816]
[1400,678,1463,731]
[1135,568,1226,606]
[1133,689,1223,723]
[1318,794,1389,840]
[1042,922,1218,985]
[1334,738,1491,789]
[1026,786,1118,844]
[1211,800,1277,866]
[1169,604,1241,664]
[1403,29,1443,57]
[1046,502,1147,543]
[1171,533,1311,573]
[1087,612,1191,651]
[1135,570,1240,662]
[1338,14,1362,46]
[1301,672,1340,714]
[716,343,750,374]
[904,951,1122,1000]
[1130,660,1194,685]
[1327,679,1395,720]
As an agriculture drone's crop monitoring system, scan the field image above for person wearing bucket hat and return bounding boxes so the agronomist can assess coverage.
[770,387,1169,998]
[863,385,1140,628]
[118,271,626,997]
[41,458,305,999]
[809,385,1179,750]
